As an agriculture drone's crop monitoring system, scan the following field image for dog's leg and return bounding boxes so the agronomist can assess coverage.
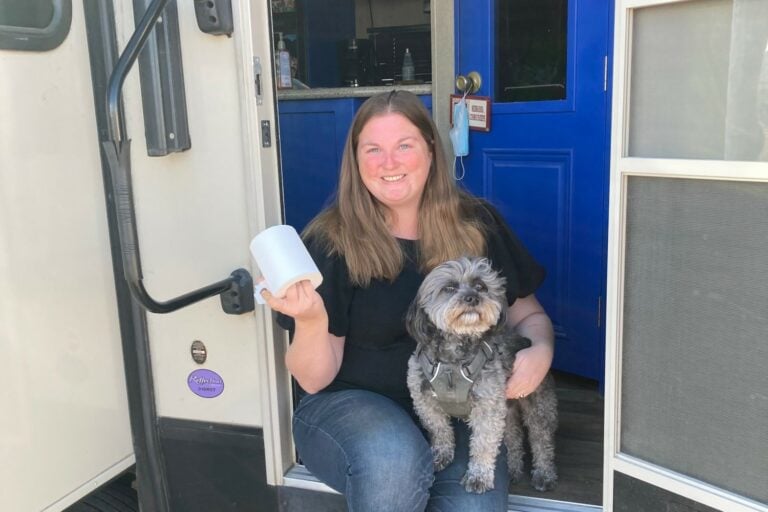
[520,376,558,491]
[504,401,525,483]
[407,357,455,470]
[461,376,507,493]
[413,385,455,471]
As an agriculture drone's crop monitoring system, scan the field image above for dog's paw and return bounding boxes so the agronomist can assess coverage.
[508,465,525,484]
[432,447,454,472]
[461,470,494,494]
[507,456,525,483]
[531,469,557,492]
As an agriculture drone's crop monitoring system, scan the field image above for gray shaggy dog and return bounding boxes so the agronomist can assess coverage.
[406,257,558,493]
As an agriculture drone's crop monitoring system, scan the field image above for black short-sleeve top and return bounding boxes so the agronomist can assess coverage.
[277,201,545,414]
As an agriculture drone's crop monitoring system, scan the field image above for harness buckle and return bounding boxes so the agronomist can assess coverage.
[416,341,494,418]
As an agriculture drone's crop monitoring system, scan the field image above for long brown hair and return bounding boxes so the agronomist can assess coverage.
[303,90,486,286]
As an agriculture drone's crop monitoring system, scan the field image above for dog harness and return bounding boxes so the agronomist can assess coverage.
[416,341,495,418]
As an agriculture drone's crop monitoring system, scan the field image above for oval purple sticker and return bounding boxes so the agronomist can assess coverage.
[188,369,224,398]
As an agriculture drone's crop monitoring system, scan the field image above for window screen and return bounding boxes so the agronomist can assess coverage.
[628,0,768,162]
[613,472,721,512]
[620,176,768,504]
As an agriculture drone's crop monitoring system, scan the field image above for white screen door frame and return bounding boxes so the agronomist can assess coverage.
[604,1,768,511]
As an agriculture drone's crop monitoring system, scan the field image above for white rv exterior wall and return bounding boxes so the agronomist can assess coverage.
[0,5,134,511]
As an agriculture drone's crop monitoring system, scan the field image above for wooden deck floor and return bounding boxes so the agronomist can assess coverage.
[280,370,606,511]
[509,370,605,506]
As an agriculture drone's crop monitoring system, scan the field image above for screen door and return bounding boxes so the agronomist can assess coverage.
[605,1,768,511]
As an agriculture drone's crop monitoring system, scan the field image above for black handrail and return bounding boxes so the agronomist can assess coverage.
[107,0,166,144]
[104,0,253,314]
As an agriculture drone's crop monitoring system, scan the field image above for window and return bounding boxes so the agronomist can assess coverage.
[628,0,768,162]
[495,0,568,103]
[0,0,71,51]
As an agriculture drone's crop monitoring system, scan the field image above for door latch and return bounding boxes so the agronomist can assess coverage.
[261,120,271,148]
[253,56,263,105]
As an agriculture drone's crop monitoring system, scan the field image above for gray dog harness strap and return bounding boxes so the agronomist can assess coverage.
[417,341,495,418]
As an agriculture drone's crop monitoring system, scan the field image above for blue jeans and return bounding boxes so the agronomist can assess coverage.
[292,389,509,512]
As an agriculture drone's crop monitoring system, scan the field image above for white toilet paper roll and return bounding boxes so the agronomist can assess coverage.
[250,225,322,304]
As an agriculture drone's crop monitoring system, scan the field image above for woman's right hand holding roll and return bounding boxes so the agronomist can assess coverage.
[261,279,326,323]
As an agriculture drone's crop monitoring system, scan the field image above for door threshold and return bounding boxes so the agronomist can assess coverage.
[283,465,602,512]
[507,494,602,512]
[283,464,341,494]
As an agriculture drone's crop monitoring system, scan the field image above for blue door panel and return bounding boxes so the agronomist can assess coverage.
[456,0,612,382]
[482,149,572,333]
[278,99,357,230]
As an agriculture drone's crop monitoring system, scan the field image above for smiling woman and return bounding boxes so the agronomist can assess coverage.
[356,112,432,237]
[263,89,555,512]
[305,90,487,285]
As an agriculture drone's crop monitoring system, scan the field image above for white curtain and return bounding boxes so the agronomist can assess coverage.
[724,0,768,161]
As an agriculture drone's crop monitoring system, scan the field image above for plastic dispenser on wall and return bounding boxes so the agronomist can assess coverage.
[276,32,292,89]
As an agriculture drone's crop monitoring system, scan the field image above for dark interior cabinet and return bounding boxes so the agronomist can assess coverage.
[273,0,356,88]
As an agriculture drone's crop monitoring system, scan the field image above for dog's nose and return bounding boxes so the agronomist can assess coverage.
[463,293,479,306]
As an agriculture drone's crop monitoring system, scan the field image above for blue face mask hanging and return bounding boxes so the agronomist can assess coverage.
[449,95,469,180]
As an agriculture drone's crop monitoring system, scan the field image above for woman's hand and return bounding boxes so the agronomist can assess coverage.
[505,343,553,399]
[504,294,555,399]
[260,279,326,323]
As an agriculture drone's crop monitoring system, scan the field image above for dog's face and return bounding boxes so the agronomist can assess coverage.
[410,257,508,339]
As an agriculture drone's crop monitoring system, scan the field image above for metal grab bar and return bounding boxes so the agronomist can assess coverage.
[107,0,166,144]
[104,0,253,314]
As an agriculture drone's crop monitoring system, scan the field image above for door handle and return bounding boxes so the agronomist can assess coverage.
[455,71,482,94]
[104,0,254,315]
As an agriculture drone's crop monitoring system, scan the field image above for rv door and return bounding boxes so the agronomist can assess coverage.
[1,1,286,511]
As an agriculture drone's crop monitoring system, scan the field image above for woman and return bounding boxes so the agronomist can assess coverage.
[262,90,554,511]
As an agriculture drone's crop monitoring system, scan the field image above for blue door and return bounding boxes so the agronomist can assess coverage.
[455,0,612,382]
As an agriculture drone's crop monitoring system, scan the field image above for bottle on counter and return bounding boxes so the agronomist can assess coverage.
[276,32,292,89]
[401,48,415,82]
[344,38,360,87]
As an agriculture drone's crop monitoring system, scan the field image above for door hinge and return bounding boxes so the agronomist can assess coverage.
[603,55,608,92]
[597,295,603,328]
[253,56,263,105]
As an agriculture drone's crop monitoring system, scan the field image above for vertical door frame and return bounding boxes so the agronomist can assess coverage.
[603,1,768,511]
[232,1,291,486]
[432,1,455,164]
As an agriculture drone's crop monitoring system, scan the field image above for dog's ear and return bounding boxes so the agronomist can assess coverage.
[406,299,436,345]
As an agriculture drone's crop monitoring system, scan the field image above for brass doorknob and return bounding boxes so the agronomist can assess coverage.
[455,71,482,94]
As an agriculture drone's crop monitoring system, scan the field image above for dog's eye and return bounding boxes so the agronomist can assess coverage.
[473,282,487,292]
[442,285,457,294]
